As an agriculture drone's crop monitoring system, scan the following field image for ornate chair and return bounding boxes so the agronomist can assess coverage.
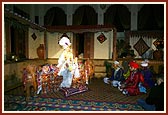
[22,64,37,101]
[84,58,95,84]
[37,64,62,94]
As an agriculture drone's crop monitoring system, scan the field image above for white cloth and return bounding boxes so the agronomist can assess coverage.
[122,90,128,95]
[59,69,73,88]
[112,80,120,87]
[103,77,109,84]
[57,51,66,76]
[73,63,80,78]
[57,50,80,88]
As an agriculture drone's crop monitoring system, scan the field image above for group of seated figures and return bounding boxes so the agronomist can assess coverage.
[103,59,157,96]
[22,36,94,100]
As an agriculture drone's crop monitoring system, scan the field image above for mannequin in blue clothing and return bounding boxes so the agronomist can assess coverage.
[139,60,155,88]
[104,61,124,87]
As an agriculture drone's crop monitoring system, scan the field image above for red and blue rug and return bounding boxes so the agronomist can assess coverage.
[4,95,144,111]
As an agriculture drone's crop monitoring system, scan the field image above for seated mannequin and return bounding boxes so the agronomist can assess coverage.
[103,61,124,87]
[119,61,144,96]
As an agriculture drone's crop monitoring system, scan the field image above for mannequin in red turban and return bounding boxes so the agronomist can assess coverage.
[129,61,139,69]
[119,61,144,96]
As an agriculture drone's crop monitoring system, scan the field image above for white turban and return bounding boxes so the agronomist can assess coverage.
[113,61,119,65]
[59,37,71,46]
[141,60,149,67]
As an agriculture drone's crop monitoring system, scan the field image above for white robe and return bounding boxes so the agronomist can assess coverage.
[57,50,80,88]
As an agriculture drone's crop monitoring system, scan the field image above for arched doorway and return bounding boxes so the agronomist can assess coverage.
[138,4,164,30]
[44,7,66,26]
[73,5,97,59]
[73,32,94,59]
[104,4,131,32]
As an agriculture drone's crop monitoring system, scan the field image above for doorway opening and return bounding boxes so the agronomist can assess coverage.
[73,32,94,59]
[76,33,84,57]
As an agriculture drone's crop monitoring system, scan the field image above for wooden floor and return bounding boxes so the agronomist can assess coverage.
[4,77,149,104]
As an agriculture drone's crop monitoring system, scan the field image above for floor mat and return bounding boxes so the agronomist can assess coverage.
[4,95,144,111]
[60,85,89,97]
[4,78,149,104]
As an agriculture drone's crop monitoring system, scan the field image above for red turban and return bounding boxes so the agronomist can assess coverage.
[129,61,139,69]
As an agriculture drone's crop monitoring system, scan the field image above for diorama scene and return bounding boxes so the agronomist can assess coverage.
[3,3,165,112]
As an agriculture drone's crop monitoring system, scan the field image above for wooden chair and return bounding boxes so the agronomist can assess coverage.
[22,64,37,101]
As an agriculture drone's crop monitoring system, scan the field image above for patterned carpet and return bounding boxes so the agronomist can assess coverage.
[39,78,149,103]
[4,78,149,111]
[4,95,144,111]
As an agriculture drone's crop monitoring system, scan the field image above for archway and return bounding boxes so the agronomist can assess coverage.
[73,5,97,59]
[44,7,66,26]
[104,4,131,32]
[138,4,164,30]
